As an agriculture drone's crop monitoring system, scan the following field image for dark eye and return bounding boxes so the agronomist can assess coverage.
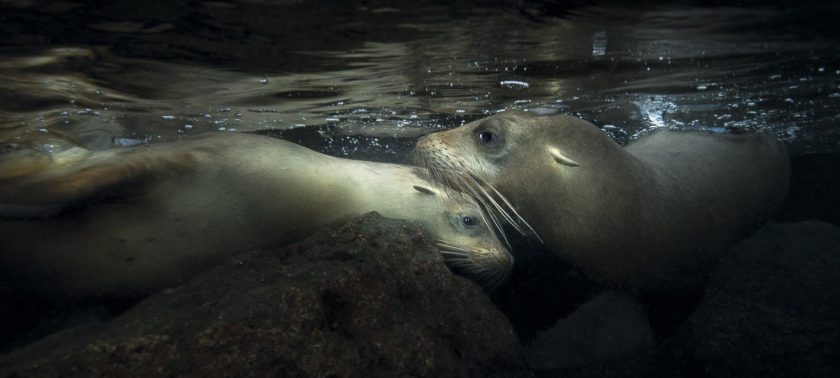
[477,130,499,146]
[462,216,478,227]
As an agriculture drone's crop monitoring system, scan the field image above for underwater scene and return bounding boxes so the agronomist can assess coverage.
[1,0,838,376]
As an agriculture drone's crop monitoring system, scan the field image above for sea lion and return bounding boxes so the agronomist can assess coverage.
[414,111,790,292]
[0,133,511,295]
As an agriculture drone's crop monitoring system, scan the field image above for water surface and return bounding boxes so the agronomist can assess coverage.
[1,0,839,160]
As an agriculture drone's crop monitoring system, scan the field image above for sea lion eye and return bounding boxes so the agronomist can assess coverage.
[462,216,478,227]
[477,130,499,146]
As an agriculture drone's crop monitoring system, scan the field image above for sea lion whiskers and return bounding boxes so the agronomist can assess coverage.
[436,240,511,289]
[461,171,542,242]
[453,183,511,247]
[414,168,512,250]
[419,153,513,244]
[414,148,541,242]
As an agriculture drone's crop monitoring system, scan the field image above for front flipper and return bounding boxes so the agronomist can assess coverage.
[0,144,197,219]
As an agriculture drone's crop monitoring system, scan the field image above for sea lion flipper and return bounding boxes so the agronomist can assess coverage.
[0,160,141,218]
[0,148,196,218]
[547,147,579,167]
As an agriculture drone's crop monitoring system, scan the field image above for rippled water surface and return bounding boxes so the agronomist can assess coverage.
[1,0,839,159]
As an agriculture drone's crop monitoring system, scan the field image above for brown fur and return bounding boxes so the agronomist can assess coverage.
[415,112,790,292]
[0,133,511,295]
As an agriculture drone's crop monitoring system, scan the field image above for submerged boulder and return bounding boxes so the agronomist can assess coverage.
[690,221,840,377]
[777,153,840,227]
[524,290,654,370]
[523,221,840,377]
[0,212,528,377]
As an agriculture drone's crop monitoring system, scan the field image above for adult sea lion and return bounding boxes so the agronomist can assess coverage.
[0,133,511,295]
[414,111,790,292]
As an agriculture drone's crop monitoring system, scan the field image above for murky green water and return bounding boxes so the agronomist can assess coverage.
[2,0,840,363]
[1,0,839,161]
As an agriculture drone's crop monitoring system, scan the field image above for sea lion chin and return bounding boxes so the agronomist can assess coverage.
[0,133,512,295]
[414,111,790,293]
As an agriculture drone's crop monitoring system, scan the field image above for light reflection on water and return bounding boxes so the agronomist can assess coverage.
[0,1,838,159]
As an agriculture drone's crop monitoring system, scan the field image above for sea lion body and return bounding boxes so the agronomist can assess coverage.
[415,112,790,292]
[0,133,511,295]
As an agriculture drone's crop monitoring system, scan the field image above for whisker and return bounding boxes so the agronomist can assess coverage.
[420,157,543,244]
[424,165,513,248]
[455,181,511,247]
[436,241,471,253]
[436,244,510,290]
[439,251,472,259]
[462,174,524,234]
[477,175,543,243]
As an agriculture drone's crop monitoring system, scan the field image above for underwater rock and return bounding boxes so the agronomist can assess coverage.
[522,221,840,377]
[0,212,528,378]
[524,290,654,370]
[690,221,840,377]
[778,153,840,227]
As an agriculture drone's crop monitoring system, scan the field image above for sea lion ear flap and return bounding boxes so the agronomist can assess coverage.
[547,147,579,167]
[413,185,437,196]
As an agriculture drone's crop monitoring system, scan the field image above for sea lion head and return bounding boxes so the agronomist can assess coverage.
[411,184,513,289]
[414,111,594,239]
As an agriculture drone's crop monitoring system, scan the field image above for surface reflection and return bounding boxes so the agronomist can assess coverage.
[0,0,838,157]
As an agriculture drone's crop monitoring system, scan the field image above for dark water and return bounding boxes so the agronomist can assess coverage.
[1,0,839,160]
[1,0,840,362]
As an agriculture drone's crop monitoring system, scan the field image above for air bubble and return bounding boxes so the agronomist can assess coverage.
[499,80,529,89]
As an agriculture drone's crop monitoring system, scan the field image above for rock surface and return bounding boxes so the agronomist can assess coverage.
[533,221,840,377]
[524,291,654,370]
[0,213,529,378]
[778,153,840,227]
[690,221,840,377]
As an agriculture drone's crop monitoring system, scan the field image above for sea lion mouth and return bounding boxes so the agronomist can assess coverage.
[436,240,513,290]
[413,141,542,244]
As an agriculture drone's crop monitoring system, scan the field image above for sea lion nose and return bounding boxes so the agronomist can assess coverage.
[416,133,435,148]
[412,134,442,165]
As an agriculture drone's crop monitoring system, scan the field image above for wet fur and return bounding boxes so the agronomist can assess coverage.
[415,112,790,292]
[0,133,511,295]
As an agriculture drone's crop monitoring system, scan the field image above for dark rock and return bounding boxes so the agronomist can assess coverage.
[529,221,840,378]
[0,212,529,378]
[539,336,701,378]
[524,291,654,370]
[690,221,840,377]
[492,235,604,343]
[777,153,840,227]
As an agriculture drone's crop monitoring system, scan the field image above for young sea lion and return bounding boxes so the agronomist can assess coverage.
[0,133,511,295]
[414,111,790,292]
